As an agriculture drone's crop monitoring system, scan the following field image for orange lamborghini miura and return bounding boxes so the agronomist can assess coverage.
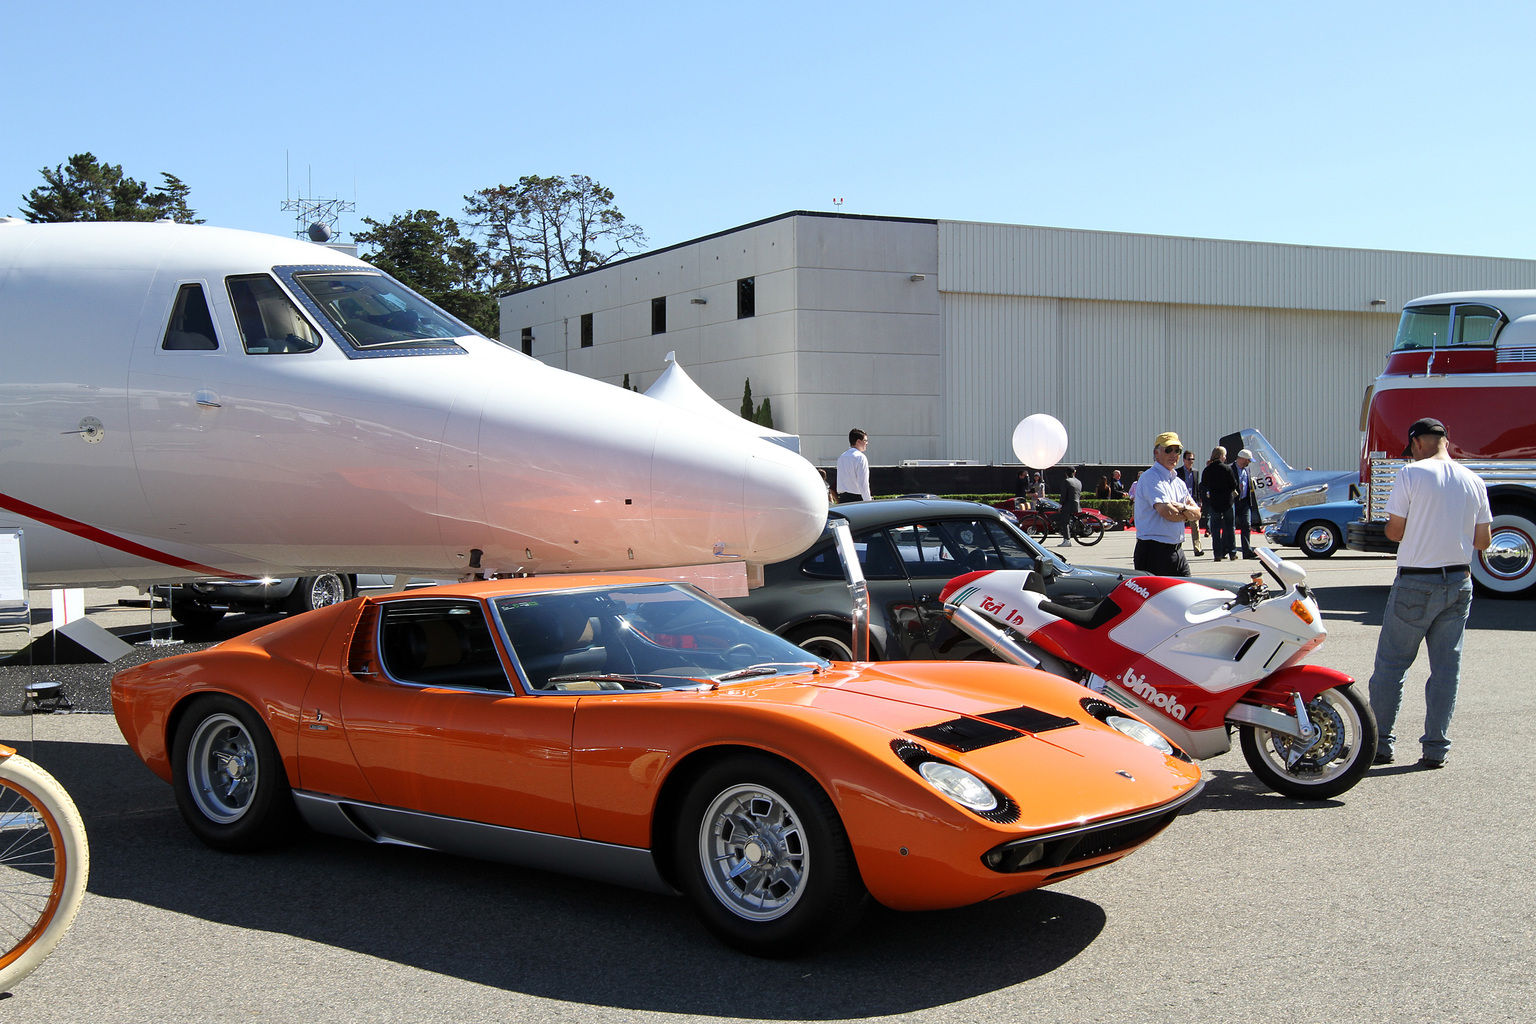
[112,577,1204,957]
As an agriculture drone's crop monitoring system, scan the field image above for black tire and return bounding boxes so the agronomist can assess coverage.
[1297,520,1341,559]
[784,623,856,662]
[1239,685,1376,800]
[1071,513,1105,546]
[170,598,225,630]
[285,573,353,616]
[673,754,868,957]
[170,695,301,852]
[1021,514,1050,540]
[1471,504,1536,599]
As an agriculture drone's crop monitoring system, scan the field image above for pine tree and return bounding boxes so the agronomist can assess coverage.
[740,379,755,419]
[756,396,774,429]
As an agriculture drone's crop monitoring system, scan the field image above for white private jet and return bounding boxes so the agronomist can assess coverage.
[0,220,827,590]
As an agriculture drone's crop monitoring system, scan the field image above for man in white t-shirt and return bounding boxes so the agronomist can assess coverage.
[834,428,871,502]
[1367,417,1492,770]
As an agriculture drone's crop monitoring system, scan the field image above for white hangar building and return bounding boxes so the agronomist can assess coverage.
[498,212,1536,472]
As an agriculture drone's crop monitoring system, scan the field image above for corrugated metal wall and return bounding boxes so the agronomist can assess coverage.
[945,294,1395,469]
[940,221,1536,471]
[940,220,1536,312]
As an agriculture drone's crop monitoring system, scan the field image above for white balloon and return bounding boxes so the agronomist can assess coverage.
[1012,414,1068,468]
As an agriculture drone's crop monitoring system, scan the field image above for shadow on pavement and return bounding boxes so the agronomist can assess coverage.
[1313,583,1532,631]
[1190,767,1344,812]
[34,736,1108,1018]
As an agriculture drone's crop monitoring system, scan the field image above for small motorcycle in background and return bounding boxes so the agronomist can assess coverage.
[941,548,1376,800]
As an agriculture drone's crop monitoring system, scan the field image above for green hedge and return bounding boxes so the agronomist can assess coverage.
[868,493,1132,522]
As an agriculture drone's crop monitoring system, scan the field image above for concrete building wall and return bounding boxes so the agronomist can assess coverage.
[501,212,1536,474]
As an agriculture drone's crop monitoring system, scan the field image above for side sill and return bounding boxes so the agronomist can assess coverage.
[292,791,676,896]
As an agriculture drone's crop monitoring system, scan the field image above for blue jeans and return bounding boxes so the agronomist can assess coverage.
[1367,572,1473,760]
[1209,507,1235,559]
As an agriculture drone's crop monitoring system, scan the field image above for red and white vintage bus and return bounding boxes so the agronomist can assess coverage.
[1350,289,1536,596]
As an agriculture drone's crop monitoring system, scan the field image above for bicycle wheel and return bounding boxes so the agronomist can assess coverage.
[0,752,89,992]
[1072,513,1105,546]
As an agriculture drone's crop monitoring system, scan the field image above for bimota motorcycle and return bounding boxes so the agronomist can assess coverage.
[940,548,1376,799]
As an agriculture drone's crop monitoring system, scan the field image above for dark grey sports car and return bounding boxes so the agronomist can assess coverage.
[726,498,1138,661]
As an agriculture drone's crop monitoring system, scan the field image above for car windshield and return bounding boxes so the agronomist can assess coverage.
[493,583,822,692]
[292,271,475,349]
[1393,303,1503,351]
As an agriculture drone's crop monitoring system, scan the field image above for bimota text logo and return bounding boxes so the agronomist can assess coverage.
[1125,580,1151,599]
[1120,667,1187,720]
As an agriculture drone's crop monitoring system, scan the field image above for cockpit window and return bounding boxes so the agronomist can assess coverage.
[161,283,219,350]
[1393,303,1504,351]
[291,272,473,349]
[226,275,323,355]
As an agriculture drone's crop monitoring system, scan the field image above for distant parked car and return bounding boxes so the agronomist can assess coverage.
[1266,500,1366,558]
[727,498,1161,661]
[155,574,403,629]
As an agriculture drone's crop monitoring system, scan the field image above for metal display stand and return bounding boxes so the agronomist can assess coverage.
[0,529,34,746]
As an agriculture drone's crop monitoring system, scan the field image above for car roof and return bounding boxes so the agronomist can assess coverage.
[829,498,1005,526]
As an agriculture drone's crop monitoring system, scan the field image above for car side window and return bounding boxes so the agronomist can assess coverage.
[890,522,971,578]
[226,274,323,354]
[377,600,509,691]
[977,518,1040,570]
[161,283,219,350]
[799,529,904,580]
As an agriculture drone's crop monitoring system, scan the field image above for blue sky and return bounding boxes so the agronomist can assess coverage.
[7,1,1535,259]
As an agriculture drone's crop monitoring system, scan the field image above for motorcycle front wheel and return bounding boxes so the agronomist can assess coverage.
[1239,685,1377,800]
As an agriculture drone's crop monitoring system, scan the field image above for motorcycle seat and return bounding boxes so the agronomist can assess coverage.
[1038,596,1121,630]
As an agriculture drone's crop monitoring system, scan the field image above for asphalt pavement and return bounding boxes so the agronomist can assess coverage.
[3,529,1532,1023]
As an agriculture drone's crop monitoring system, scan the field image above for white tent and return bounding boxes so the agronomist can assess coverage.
[644,351,800,453]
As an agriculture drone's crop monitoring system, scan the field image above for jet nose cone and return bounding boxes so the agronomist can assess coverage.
[743,447,830,563]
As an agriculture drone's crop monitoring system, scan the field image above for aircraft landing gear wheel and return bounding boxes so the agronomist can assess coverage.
[674,754,868,958]
[170,598,224,631]
[171,696,300,852]
[1239,685,1376,800]
[0,752,89,992]
[1299,521,1341,558]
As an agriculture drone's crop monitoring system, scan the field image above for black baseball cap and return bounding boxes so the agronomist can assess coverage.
[1403,417,1446,456]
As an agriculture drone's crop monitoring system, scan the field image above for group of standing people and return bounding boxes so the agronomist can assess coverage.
[1131,433,1261,574]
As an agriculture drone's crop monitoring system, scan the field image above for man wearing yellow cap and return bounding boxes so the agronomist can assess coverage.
[1133,431,1203,576]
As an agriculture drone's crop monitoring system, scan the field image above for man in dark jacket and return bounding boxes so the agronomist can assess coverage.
[1175,449,1204,556]
[1200,446,1239,561]
[1232,448,1260,558]
[1058,466,1082,547]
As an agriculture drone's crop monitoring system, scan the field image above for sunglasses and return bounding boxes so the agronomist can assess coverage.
[1161,445,1182,455]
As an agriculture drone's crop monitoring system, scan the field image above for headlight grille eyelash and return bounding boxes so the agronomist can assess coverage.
[888,740,1019,824]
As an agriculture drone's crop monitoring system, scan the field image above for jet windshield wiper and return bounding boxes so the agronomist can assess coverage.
[545,673,666,689]
[714,662,823,682]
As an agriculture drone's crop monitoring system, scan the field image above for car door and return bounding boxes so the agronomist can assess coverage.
[332,597,580,837]
[794,528,922,658]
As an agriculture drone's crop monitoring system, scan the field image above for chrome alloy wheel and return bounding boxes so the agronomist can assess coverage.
[187,713,259,824]
[698,783,809,921]
[307,573,348,608]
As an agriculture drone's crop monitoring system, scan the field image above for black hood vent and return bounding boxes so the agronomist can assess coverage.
[908,705,1077,752]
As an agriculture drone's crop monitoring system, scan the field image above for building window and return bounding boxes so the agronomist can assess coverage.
[580,312,593,348]
[737,277,755,319]
[651,296,666,335]
[520,327,533,355]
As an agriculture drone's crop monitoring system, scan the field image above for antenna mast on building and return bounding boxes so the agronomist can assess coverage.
[281,155,355,242]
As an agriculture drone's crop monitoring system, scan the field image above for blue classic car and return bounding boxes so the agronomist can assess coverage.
[1267,500,1366,558]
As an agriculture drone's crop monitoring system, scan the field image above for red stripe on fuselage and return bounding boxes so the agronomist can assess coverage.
[0,491,233,578]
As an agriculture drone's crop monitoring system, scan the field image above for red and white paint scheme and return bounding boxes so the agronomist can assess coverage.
[0,220,828,588]
[1354,290,1536,595]
[940,550,1376,800]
